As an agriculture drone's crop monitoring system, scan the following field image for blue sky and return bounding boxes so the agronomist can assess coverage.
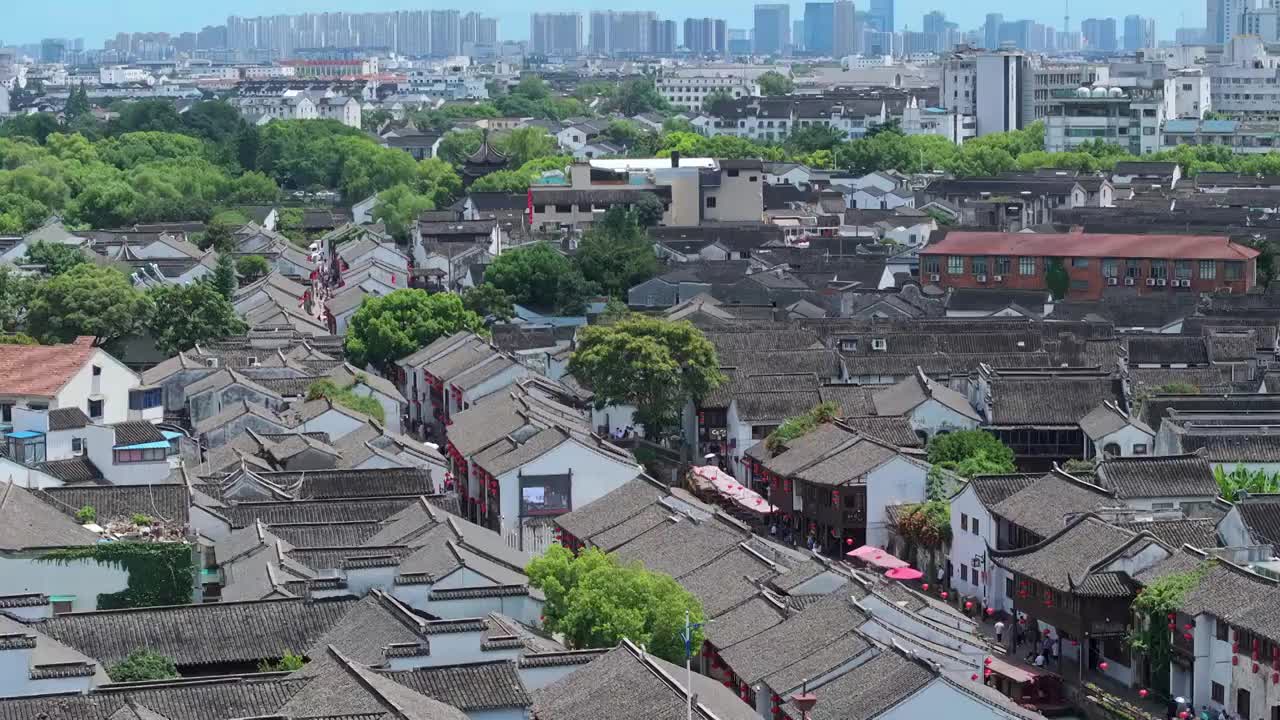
[8,0,1205,46]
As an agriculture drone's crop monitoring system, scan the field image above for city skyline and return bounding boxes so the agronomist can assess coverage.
[10,0,1204,47]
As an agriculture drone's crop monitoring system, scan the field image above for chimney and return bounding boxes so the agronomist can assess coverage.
[670,151,680,168]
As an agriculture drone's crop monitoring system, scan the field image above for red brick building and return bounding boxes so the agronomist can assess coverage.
[919,229,1259,300]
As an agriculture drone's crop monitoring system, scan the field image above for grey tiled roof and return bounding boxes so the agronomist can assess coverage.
[986,375,1125,427]
[48,407,91,431]
[555,477,665,542]
[990,515,1144,595]
[676,545,778,617]
[703,594,787,649]
[35,597,356,667]
[719,588,867,684]
[112,421,168,446]
[1094,454,1217,499]
[1177,430,1280,463]
[1235,495,1280,546]
[221,497,419,529]
[990,472,1118,538]
[782,648,933,720]
[965,474,1040,509]
[37,457,104,484]
[34,484,189,526]
[840,415,923,448]
[383,660,531,711]
[0,481,100,551]
[268,521,382,548]
[1116,518,1220,549]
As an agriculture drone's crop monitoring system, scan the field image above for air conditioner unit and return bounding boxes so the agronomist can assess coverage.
[204,358,219,368]
[1157,278,1167,287]
[929,273,941,282]
[1124,277,1136,286]
[1222,286,1233,294]
[1182,279,1193,287]
[871,339,888,351]
[976,274,987,283]
[1107,277,1118,286]
[1145,278,1156,286]
[992,275,1003,282]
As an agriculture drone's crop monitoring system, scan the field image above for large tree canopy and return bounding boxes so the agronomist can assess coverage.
[484,243,596,315]
[573,207,659,298]
[569,316,723,436]
[27,265,153,345]
[526,545,704,664]
[344,289,485,369]
[144,282,247,355]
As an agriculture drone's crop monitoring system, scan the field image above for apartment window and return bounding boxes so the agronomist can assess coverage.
[92,365,102,377]
[1005,577,1014,598]
[71,437,82,453]
[972,518,980,535]
[1133,443,1148,455]
[0,403,10,423]
[947,256,964,275]
[995,256,1011,275]
[1150,260,1167,280]
[1126,260,1140,279]
[1199,260,1217,280]
[554,204,572,213]
[1237,689,1250,719]
[87,399,103,419]
[960,513,969,531]
[727,168,740,177]
[1210,681,1225,704]
[51,597,74,615]
[1019,256,1036,275]
[129,388,163,410]
[1102,258,1119,278]
[972,257,988,276]
[960,564,969,583]
[114,447,167,463]
[1175,260,1193,280]
[1071,258,1089,268]
[706,197,717,208]
[1225,261,1244,280]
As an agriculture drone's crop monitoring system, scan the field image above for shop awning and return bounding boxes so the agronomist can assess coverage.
[846,544,909,569]
[688,465,776,515]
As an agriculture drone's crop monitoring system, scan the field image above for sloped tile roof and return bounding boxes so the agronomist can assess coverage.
[781,648,933,720]
[221,497,420,529]
[35,597,356,667]
[990,515,1143,595]
[37,457,105,484]
[34,484,189,526]
[1094,454,1217,499]
[719,588,867,684]
[383,660,530,711]
[48,407,91,431]
[986,375,1125,427]
[0,336,98,397]
[990,472,1118,538]
[0,481,100,551]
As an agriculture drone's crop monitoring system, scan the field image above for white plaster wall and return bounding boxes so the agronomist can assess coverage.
[300,410,367,440]
[866,457,929,547]
[910,400,980,444]
[0,556,130,612]
[949,485,996,605]
[495,442,639,537]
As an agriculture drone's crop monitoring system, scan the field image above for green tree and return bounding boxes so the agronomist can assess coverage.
[437,128,484,166]
[0,113,62,144]
[144,282,247,355]
[757,71,795,96]
[64,85,92,122]
[925,430,1016,476]
[786,125,846,154]
[108,649,178,682]
[569,316,723,437]
[344,289,485,369]
[236,255,270,281]
[610,77,669,116]
[372,183,435,242]
[1214,465,1280,499]
[1044,257,1070,301]
[197,217,238,253]
[495,127,557,168]
[526,545,705,664]
[470,169,534,193]
[574,207,659,298]
[27,265,153,345]
[362,109,393,132]
[259,651,307,673]
[229,171,280,204]
[702,89,737,116]
[485,243,595,314]
[0,265,37,331]
[211,253,238,299]
[23,240,87,276]
[461,284,516,321]
[414,157,463,208]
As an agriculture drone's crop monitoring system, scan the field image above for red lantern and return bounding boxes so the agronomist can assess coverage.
[1098,662,1108,671]
[1043,629,1051,637]
[965,601,973,610]
[1253,663,1260,674]
[986,607,995,616]
[1234,642,1240,653]
[1184,633,1193,641]
[1138,689,1148,699]
[1179,712,1189,720]
[1168,623,1176,631]
[846,538,854,545]
[971,674,979,681]
[941,591,949,600]
[922,584,929,591]
[1233,656,1239,666]
[1184,623,1193,630]
[1167,612,1176,620]
[1274,672,1279,684]
[984,668,992,677]
[984,657,993,666]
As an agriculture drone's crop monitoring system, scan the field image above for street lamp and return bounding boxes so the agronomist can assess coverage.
[791,679,818,720]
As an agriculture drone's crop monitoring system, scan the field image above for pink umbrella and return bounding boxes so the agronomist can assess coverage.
[885,567,925,581]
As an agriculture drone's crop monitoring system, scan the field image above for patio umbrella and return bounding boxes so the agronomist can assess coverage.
[885,567,924,581]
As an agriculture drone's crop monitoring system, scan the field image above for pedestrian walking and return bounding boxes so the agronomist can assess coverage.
[994,620,1005,644]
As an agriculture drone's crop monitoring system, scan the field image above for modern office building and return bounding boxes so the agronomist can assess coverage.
[589,11,659,55]
[834,1,858,57]
[1123,15,1155,51]
[804,3,834,55]
[753,4,791,55]
[429,10,461,56]
[1082,18,1118,52]
[652,19,677,55]
[866,0,895,33]
[983,14,1003,50]
[531,13,584,56]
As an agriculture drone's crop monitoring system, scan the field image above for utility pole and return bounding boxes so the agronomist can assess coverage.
[683,610,708,720]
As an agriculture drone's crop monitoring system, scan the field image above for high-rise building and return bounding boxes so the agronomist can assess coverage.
[430,10,460,56]
[1082,18,1118,51]
[867,0,894,33]
[793,20,807,51]
[1175,27,1208,44]
[728,28,752,55]
[984,14,1003,50]
[530,13,584,56]
[652,19,677,55]
[833,1,858,57]
[684,18,728,55]
[589,11,659,55]
[1123,14,1155,50]
[753,4,791,54]
[461,13,498,47]
[804,3,835,55]
[39,38,66,63]
[1208,0,1250,44]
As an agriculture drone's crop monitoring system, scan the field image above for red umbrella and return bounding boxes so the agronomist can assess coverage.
[886,567,924,581]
